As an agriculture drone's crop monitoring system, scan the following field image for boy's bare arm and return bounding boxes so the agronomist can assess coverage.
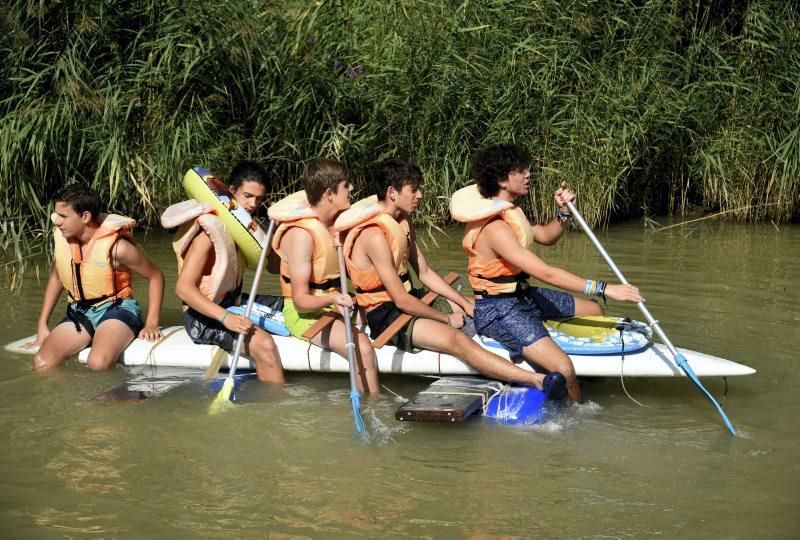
[283,227,351,314]
[410,234,473,316]
[33,266,64,345]
[115,238,164,341]
[363,228,453,325]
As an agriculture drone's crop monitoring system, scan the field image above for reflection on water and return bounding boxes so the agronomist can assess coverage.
[47,426,129,497]
[1,220,799,536]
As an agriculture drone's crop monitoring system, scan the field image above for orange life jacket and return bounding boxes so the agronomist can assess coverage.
[163,200,245,305]
[451,185,534,296]
[53,213,136,305]
[270,192,340,298]
[337,197,412,309]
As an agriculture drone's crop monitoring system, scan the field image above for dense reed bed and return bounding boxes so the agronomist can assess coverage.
[1,0,798,262]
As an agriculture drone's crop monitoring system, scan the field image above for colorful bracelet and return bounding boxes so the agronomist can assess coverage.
[583,279,606,297]
[219,312,229,325]
[595,281,606,298]
[583,279,594,295]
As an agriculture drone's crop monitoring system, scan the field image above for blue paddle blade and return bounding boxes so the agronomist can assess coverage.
[485,385,548,424]
[207,373,253,391]
[350,389,366,434]
[675,353,737,436]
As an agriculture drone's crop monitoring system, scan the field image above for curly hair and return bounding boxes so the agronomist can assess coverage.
[372,158,423,200]
[470,144,531,198]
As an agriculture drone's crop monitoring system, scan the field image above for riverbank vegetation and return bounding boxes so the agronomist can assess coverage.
[1,0,798,259]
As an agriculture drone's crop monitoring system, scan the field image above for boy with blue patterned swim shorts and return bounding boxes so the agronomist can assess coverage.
[459,144,645,402]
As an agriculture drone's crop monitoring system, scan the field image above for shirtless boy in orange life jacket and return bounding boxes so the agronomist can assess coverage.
[339,158,567,398]
[31,185,165,371]
[460,144,645,402]
[270,158,380,394]
[173,162,284,383]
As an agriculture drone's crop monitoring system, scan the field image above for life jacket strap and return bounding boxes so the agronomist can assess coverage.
[280,274,338,291]
[473,272,530,297]
[68,293,114,309]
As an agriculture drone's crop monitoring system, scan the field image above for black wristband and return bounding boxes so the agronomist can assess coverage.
[555,208,572,224]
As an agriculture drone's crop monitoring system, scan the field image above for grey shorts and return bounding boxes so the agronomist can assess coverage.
[183,308,237,352]
[474,287,575,360]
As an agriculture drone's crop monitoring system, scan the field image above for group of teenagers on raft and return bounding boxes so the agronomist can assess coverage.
[29,143,645,403]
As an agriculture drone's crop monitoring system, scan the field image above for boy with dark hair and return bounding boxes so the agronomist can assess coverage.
[371,157,422,198]
[31,185,165,371]
[340,158,566,397]
[271,157,380,394]
[229,160,270,191]
[471,144,531,198]
[174,161,284,383]
[458,143,644,402]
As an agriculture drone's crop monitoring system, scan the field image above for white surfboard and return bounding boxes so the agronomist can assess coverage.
[58,325,753,378]
[4,336,41,355]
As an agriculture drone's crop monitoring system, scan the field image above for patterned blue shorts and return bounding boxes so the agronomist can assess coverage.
[474,287,575,360]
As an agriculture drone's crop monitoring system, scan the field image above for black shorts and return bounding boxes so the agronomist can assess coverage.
[366,288,474,352]
[183,294,282,352]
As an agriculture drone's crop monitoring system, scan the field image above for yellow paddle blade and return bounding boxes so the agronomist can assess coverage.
[204,346,226,380]
[209,379,234,415]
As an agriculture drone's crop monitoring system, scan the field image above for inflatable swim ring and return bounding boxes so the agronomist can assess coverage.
[182,166,267,270]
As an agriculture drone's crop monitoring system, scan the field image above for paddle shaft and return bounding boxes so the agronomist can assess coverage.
[565,203,679,354]
[566,201,737,435]
[335,245,361,401]
[225,220,276,381]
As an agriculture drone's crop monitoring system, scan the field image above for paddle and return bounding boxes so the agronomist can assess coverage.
[566,201,737,436]
[209,219,276,414]
[335,242,367,434]
[204,346,228,380]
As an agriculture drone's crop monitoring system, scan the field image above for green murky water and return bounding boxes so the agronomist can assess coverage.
[1,220,798,536]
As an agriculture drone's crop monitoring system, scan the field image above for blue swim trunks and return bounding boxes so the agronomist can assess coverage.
[474,287,575,360]
[60,298,144,338]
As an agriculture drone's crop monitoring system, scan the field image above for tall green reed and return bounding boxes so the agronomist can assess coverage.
[1,0,798,276]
